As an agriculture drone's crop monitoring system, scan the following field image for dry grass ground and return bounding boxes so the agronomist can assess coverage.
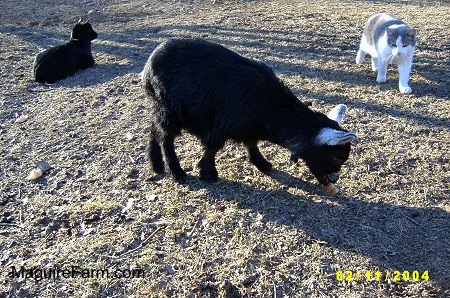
[0,0,449,297]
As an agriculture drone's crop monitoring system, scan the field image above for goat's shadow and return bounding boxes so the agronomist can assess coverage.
[180,170,450,290]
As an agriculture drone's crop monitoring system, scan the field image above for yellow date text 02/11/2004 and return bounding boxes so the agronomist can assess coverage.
[336,270,429,283]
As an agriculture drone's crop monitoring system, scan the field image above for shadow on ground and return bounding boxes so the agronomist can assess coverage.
[4,22,449,98]
[4,17,449,293]
[184,170,450,292]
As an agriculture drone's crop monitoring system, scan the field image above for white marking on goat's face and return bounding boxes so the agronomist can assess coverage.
[315,128,358,146]
[327,104,347,124]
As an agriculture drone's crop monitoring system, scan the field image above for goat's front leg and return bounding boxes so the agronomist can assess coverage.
[199,148,219,182]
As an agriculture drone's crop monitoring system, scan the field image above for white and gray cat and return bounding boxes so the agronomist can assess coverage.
[356,13,416,93]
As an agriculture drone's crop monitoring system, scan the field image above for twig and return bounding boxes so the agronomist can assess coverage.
[188,214,204,238]
[360,224,377,231]
[216,145,234,161]
[103,226,163,259]
[38,230,54,247]
[0,222,28,230]
[400,212,420,226]
[28,88,54,93]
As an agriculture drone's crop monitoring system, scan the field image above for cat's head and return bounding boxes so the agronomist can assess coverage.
[71,20,98,42]
[386,27,416,57]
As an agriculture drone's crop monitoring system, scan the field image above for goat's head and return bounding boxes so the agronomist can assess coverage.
[292,104,358,185]
[71,19,98,42]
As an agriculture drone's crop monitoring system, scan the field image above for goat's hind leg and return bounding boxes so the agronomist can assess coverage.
[246,141,272,173]
[161,135,187,182]
[147,134,164,174]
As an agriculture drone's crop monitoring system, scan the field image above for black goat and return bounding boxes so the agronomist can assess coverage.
[142,38,357,190]
[32,20,98,83]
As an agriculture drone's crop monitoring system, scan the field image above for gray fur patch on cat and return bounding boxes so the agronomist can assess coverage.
[386,27,417,48]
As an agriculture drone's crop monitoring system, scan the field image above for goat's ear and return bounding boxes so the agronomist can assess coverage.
[327,104,347,125]
[316,128,358,146]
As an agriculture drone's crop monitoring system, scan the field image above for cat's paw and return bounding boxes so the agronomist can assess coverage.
[399,86,412,94]
[376,76,387,84]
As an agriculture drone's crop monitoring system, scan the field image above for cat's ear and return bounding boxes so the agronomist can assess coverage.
[386,28,395,37]
[85,19,90,24]
[77,17,82,24]
[406,28,417,40]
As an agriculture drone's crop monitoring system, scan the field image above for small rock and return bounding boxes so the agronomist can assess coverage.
[55,180,66,189]
[241,274,259,287]
[222,280,242,297]
[37,216,51,226]
[146,194,158,202]
[125,132,134,141]
[127,169,139,179]
[85,213,101,223]
[81,227,94,236]
[28,168,43,181]
[15,114,29,123]
[121,198,134,214]
[409,210,420,218]
[166,264,176,274]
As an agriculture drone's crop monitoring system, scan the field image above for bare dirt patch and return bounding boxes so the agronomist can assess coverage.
[1,0,449,297]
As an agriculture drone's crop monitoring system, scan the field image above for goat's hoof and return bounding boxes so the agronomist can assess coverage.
[172,171,187,183]
[200,170,218,183]
[152,165,165,175]
[251,158,273,173]
[256,162,273,174]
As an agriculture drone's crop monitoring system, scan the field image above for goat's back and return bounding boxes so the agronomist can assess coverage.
[33,40,92,83]
[143,38,312,140]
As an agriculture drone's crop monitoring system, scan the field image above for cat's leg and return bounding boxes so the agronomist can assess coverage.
[356,49,366,64]
[355,37,366,64]
[376,56,389,83]
[371,57,378,71]
[398,57,413,94]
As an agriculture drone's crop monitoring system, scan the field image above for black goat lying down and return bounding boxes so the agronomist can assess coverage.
[32,20,98,84]
[142,38,357,192]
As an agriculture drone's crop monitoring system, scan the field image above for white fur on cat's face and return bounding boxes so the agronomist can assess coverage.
[391,36,414,59]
